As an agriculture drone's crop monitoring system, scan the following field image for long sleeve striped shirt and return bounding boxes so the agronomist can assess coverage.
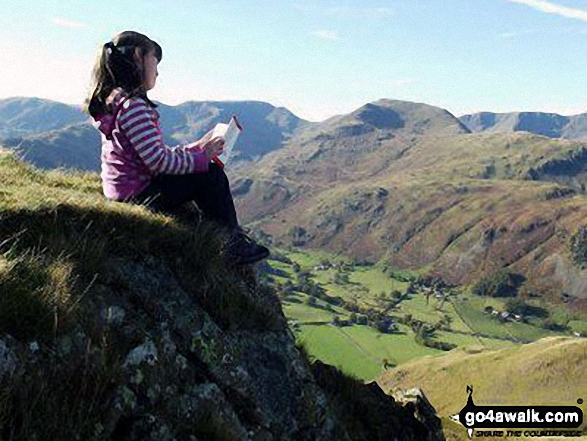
[92,88,210,201]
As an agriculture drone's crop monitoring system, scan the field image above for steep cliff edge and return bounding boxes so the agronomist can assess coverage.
[0,149,445,440]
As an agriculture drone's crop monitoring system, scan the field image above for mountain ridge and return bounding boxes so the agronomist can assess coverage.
[0,97,313,171]
[460,111,587,139]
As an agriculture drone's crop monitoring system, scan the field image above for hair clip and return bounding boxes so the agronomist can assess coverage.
[104,41,116,55]
[116,45,133,55]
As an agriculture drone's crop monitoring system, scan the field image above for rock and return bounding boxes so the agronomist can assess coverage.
[101,305,126,326]
[124,339,158,367]
[0,338,16,378]
[391,387,445,441]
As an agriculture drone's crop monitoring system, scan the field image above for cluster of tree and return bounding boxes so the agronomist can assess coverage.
[382,267,416,283]
[348,312,368,325]
[271,252,293,265]
[503,297,547,319]
[570,225,587,268]
[351,259,375,267]
[411,321,457,351]
[332,271,349,285]
[414,332,457,351]
[539,317,570,332]
[316,259,354,272]
[331,316,351,327]
[288,226,309,246]
[330,309,398,334]
[471,269,525,297]
[407,275,452,292]
[373,291,403,311]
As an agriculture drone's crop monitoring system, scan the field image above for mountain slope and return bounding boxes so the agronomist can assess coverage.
[232,100,587,303]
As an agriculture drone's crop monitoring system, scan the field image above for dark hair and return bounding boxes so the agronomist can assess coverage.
[84,30,162,118]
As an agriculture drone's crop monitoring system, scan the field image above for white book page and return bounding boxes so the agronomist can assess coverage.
[214,116,242,164]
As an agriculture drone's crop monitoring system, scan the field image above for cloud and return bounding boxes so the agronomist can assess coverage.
[505,0,587,22]
[294,4,394,19]
[52,17,87,28]
[311,30,338,41]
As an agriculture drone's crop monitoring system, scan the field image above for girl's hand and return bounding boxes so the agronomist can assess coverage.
[203,136,225,160]
[186,130,225,158]
[186,129,214,150]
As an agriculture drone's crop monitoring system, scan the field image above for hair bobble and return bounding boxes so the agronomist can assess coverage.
[104,41,116,55]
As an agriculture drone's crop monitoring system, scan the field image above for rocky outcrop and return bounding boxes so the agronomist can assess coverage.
[0,204,446,441]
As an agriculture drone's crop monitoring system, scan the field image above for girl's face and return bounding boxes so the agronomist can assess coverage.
[135,48,159,90]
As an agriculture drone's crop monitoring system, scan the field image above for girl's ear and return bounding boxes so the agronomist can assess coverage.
[133,47,142,64]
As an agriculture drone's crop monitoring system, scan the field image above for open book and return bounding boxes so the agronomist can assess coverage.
[210,115,242,167]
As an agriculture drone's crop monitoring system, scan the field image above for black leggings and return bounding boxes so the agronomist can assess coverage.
[128,162,239,230]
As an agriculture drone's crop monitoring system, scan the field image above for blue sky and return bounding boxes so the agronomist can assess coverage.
[0,0,586,121]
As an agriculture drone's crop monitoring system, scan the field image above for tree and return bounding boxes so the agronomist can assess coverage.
[540,317,568,331]
[332,271,349,285]
[471,270,523,297]
[390,290,402,300]
[570,225,587,267]
[505,298,530,315]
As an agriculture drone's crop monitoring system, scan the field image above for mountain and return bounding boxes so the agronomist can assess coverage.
[0,148,445,441]
[0,97,89,138]
[1,122,100,171]
[158,100,313,161]
[231,99,587,305]
[0,97,312,171]
[460,111,587,139]
[6,95,587,305]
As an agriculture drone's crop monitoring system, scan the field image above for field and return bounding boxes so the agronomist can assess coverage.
[261,246,584,381]
[260,228,587,441]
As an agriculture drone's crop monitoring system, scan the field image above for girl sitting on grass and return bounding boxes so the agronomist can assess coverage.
[85,30,269,265]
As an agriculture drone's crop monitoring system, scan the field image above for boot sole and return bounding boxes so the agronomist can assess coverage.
[233,249,270,265]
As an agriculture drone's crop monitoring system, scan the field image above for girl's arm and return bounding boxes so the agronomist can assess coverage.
[117,98,210,174]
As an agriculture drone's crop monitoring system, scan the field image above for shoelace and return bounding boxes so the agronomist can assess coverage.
[237,226,252,236]
[237,231,257,245]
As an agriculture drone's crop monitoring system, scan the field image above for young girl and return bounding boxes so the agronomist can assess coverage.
[85,30,269,265]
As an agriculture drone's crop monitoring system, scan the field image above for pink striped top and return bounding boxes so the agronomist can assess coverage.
[92,88,210,201]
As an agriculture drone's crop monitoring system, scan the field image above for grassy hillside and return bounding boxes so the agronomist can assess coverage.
[377,336,587,440]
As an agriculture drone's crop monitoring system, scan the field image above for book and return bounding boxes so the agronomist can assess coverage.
[210,115,242,167]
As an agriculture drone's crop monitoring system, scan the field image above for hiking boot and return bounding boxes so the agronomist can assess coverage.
[222,228,270,265]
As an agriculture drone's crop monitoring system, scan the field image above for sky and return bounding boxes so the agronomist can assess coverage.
[0,0,586,122]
